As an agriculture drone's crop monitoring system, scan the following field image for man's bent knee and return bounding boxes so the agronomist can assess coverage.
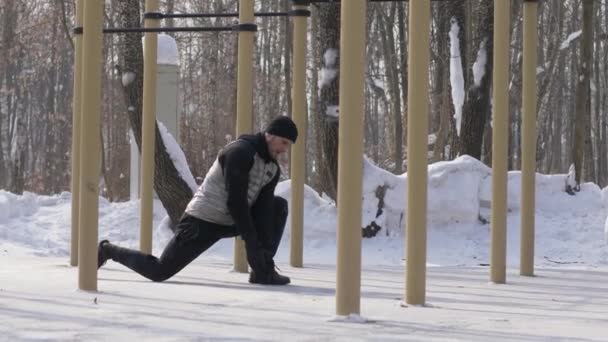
[148,271,174,282]
[145,264,178,282]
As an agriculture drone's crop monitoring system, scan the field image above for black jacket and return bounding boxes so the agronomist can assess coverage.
[218,133,280,246]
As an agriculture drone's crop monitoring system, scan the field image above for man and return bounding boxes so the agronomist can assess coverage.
[98,116,298,285]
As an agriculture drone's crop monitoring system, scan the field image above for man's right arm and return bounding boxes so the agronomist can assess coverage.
[221,144,268,273]
[220,143,257,245]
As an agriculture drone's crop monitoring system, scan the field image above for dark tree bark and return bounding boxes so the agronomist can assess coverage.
[316,3,340,201]
[378,4,404,173]
[571,0,594,187]
[433,0,463,162]
[0,0,17,190]
[457,0,493,161]
[397,2,408,165]
[283,0,293,131]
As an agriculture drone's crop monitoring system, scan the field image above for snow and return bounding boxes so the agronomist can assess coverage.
[157,34,179,65]
[121,72,136,87]
[142,33,179,65]
[449,18,465,137]
[536,66,544,75]
[472,38,488,87]
[2,156,608,340]
[319,48,339,89]
[325,104,339,118]
[328,314,369,324]
[559,30,582,50]
[141,34,180,65]
[157,121,198,193]
[372,78,384,90]
[566,163,577,189]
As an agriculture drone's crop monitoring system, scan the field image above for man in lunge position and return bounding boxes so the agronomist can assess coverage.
[98,116,298,285]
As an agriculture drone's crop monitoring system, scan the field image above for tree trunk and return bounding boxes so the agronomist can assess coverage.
[571,0,594,187]
[433,1,462,162]
[397,2,408,167]
[316,3,340,201]
[458,0,493,162]
[599,0,608,186]
[309,4,322,190]
[283,0,293,131]
[379,4,403,173]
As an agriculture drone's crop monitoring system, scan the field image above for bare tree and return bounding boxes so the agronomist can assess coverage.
[570,0,594,190]
[457,0,493,162]
[433,0,463,162]
[377,3,404,173]
[3,0,608,200]
[315,3,340,201]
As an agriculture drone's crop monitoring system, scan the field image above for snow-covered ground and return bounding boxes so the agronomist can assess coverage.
[2,156,608,340]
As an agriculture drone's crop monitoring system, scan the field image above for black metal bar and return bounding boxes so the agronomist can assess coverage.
[103,26,239,33]
[144,11,298,19]
[289,9,312,17]
[145,12,238,19]
[233,23,258,32]
[255,12,289,17]
[74,25,257,34]
[291,0,311,5]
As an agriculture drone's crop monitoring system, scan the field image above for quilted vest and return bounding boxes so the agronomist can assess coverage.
[185,149,278,225]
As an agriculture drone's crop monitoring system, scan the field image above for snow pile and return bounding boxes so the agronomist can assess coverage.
[1,155,607,267]
[157,121,198,193]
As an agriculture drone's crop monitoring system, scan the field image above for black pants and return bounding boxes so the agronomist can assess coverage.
[109,197,288,282]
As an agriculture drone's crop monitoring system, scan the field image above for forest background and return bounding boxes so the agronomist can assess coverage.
[1,0,606,215]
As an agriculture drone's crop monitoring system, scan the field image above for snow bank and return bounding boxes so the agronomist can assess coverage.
[2,154,607,266]
[358,155,605,234]
[276,180,337,239]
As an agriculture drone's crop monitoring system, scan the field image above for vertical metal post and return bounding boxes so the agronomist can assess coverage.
[520,0,538,277]
[336,0,367,316]
[233,0,255,273]
[78,0,104,291]
[289,3,309,268]
[405,0,431,306]
[70,0,84,267]
[140,0,160,254]
[490,0,511,284]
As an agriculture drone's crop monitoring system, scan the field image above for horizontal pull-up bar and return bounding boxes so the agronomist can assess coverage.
[73,23,257,35]
[143,10,311,20]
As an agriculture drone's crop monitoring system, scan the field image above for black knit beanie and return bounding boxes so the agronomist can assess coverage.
[265,116,298,143]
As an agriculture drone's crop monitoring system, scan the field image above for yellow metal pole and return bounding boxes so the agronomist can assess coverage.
[520,0,538,277]
[336,0,367,316]
[70,0,84,267]
[405,0,431,306]
[78,0,104,291]
[233,0,255,273]
[490,0,511,284]
[140,0,160,254]
[289,4,309,268]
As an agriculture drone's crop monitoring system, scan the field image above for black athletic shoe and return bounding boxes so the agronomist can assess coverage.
[97,240,112,269]
[249,268,291,285]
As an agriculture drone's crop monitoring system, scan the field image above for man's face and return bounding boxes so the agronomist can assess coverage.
[265,133,292,159]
